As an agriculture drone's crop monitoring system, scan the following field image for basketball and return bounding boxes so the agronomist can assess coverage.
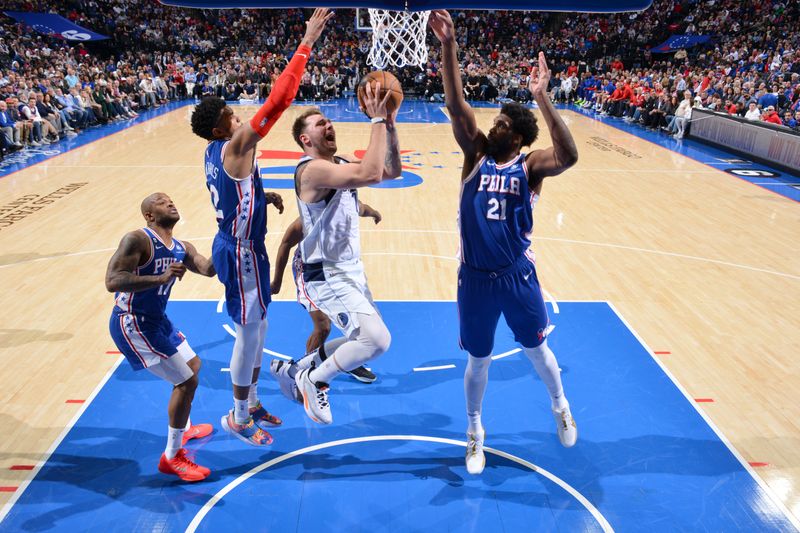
[357,70,404,116]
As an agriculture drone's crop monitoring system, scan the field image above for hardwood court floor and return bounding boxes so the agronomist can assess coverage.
[0,101,798,521]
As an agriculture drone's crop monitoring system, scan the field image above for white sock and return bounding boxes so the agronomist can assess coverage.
[233,398,249,424]
[309,314,390,384]
[464,354,491,437]
[522,339,568,411]
[248,376,259,408]
[165,426,184,459]
[184,417,191,431]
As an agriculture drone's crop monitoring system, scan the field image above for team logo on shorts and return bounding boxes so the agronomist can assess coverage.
[337,313,349,328]
[537,328,547,341]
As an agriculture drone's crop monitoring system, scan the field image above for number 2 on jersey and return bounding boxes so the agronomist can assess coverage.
[208,184,224,221]
[487,198,507,220]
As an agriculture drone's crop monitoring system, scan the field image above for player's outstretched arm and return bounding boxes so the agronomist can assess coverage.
[429,10,485,162]
[182,241,216,278]
[358,201,382,224]
[271,217,304,295]
[105,231,185,292]
[526,52,579,187]
[226,8,333,164]
[383,108,402,179]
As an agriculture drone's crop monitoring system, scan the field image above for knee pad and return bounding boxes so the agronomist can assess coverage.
[230,321,262,386]
[465,353,491,378]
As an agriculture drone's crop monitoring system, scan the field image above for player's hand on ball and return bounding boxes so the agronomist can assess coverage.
[160,262,186,283]
[266,192,284,213]
[363,82,392,120]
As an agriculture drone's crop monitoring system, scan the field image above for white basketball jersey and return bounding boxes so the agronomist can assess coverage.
[295,155,361,264]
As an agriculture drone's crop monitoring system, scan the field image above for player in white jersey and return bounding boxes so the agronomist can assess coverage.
[269,200,383,392]
[284,86,402,425]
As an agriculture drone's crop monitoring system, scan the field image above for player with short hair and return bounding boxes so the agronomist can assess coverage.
[280,87,402,425]
[430,10,580,475]
[106,193,215,482]
[189,8,332,446]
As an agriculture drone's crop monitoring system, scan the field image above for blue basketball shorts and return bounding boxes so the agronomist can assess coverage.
[457,253,550,358]
[109,309,187,371]
[212,231,271,326]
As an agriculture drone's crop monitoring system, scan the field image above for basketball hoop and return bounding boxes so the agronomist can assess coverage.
[367,9,431,70]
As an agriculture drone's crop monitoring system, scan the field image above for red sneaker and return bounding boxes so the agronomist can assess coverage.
[158,449,210,482]
[182,423,213,445]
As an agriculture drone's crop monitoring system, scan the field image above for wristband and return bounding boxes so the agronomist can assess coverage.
[371,117,387,124]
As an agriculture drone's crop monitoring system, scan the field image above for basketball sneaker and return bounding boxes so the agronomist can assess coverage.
[347,365,376,383]
[553,406,578,448]
[220,411,273,446]
[182,423,213,445]
[249,401,282,429]
[270,359,303,403]
[465,429,486,475]
[158,449,210,482]
[295,368,332,424]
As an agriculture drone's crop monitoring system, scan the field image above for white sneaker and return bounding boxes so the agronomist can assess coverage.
[553,406,578,447]
[465,429,486,475]
[295,368,332,424]
[269,358,302,403]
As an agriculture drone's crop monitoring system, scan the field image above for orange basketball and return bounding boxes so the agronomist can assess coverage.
[357,70,404,117]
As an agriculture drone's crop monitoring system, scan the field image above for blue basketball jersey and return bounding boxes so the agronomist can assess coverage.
[459,153,537,271]
[114,227,186,317]
[204,140,267,241]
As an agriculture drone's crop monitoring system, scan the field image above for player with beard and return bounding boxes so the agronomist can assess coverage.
[106,193,216,482]
[430,10,580,474]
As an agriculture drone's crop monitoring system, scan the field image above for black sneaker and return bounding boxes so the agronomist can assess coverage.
[347,365,376,383]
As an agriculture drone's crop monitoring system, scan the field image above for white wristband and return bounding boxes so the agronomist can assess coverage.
[370,116,387,124]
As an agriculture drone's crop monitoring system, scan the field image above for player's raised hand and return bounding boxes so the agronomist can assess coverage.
[528,51,551,96]
[362,82,392,120]
[265,192,284,214]
[429,10,455,44]
[301,8,334,47]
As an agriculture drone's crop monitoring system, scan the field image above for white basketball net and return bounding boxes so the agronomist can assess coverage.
[367,9,431,69]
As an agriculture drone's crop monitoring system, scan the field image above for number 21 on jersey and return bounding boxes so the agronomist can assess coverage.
[487,198,507,220]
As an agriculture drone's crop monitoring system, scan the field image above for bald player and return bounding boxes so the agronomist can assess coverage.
[106,193,216,482]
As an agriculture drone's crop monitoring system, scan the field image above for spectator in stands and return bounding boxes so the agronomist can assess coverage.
[762,105,782,125]
[744,101,761,121]
[0,99,22,149]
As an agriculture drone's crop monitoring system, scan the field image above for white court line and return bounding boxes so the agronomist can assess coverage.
[220,368,230,372]
[413,364,456,372]
[607,302,800,530]
[0,356,125,524]
[751,182,800,186]
[491,347,521,361]
[4,231,797,282]
[184,434,613,533]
